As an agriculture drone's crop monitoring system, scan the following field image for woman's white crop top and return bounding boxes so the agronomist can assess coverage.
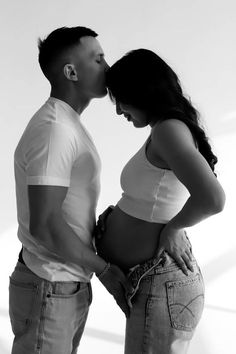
[117,138,189,223]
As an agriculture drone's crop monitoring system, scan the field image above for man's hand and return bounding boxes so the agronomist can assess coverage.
[97,263,133,318]
[94,205,114,240]
[156,227,194,276]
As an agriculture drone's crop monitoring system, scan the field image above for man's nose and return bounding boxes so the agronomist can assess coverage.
[116,102,123,115]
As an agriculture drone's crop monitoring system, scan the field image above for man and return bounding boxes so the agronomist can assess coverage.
[9,26,130,354]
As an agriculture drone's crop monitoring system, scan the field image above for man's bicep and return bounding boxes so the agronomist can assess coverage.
[28,185,68,231]
[26,123,76,187]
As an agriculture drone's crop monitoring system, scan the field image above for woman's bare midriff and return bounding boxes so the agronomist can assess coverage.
[95,205,166,271]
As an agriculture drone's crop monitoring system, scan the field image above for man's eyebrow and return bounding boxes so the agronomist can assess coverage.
[92,51,104,57]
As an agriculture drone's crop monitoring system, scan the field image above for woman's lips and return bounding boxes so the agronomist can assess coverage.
[124,114,131,121]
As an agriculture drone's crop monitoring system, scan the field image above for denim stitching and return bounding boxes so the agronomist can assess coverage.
[166,275,205,331]
[127,257,163,307]
[178,294,204,316]
[142,277,154,354]
[9,278,39,339]
[36,281,48,352]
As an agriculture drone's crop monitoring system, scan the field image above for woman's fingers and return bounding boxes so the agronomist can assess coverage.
[181,251,194,273]
[156,247,165,260]
[185,248,194,264]
[174,255,189,276]
[165,248,194,276]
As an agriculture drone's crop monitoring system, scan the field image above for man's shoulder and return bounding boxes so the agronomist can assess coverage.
[26,99,53,128]
[28,99,75,133]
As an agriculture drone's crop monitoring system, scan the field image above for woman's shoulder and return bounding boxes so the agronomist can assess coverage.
[153,118,189,132]
[151,118,194,147]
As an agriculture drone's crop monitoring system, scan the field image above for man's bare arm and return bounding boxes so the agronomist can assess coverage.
[28,185,132,317]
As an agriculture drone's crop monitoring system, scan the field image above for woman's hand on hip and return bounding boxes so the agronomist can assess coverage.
[157,226,194,275]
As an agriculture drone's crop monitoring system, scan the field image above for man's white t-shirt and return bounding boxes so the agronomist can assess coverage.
[14,97,101,282]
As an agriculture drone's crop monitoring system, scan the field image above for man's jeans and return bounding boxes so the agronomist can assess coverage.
[125,251,205,354]
[9,262,92,354]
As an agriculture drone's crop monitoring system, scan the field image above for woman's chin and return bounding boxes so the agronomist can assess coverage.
[132,121,147,128]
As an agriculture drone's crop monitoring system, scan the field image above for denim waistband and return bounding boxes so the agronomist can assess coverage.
[125,231,194,307]
[14,261,83,288]
[126,251,197,308]
[126,253,165,308]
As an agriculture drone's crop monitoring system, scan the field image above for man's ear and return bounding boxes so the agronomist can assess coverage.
[63,64,78,81]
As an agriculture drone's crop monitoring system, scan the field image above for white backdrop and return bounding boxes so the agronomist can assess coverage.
[0,1,236,353]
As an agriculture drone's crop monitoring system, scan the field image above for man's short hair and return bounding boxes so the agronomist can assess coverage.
[38,26,98,81]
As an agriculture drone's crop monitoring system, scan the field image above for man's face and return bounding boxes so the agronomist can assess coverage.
[72,36,109,99]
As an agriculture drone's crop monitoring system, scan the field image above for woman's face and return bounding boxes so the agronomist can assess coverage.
[115,102,149,128]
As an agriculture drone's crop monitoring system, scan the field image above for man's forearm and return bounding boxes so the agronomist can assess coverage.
[30,211,132,316]
[30,211,107,275]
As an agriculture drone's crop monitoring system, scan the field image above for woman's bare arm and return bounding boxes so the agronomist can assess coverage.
[151,119,225,273]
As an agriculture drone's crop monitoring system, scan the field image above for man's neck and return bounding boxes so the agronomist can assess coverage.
[50,87,91,115]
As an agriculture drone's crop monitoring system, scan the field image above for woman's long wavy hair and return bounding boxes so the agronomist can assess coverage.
[106,49,218,174]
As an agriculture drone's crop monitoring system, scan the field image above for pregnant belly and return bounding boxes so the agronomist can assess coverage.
[95,205,165,270]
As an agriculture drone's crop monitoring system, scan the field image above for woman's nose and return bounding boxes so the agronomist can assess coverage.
[116,102,123,115]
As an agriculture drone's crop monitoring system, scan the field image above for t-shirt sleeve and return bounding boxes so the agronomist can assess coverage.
[25,122,77,187]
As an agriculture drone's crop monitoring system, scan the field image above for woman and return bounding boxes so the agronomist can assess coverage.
[95,49,225,354]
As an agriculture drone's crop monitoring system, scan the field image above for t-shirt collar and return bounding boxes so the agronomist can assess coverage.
[48,97,81,120]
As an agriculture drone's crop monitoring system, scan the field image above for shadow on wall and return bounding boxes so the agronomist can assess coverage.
[203,246,236,285]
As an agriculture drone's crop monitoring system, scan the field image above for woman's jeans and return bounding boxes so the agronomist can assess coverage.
[125,249,205,354]
[9,262,92,354]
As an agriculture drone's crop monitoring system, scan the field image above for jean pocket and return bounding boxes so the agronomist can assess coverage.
[9,277,38,337]
[49,282,81,298]
[166,273,204,331]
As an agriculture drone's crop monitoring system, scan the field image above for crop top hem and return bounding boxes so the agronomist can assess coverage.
[117,200,169,224]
